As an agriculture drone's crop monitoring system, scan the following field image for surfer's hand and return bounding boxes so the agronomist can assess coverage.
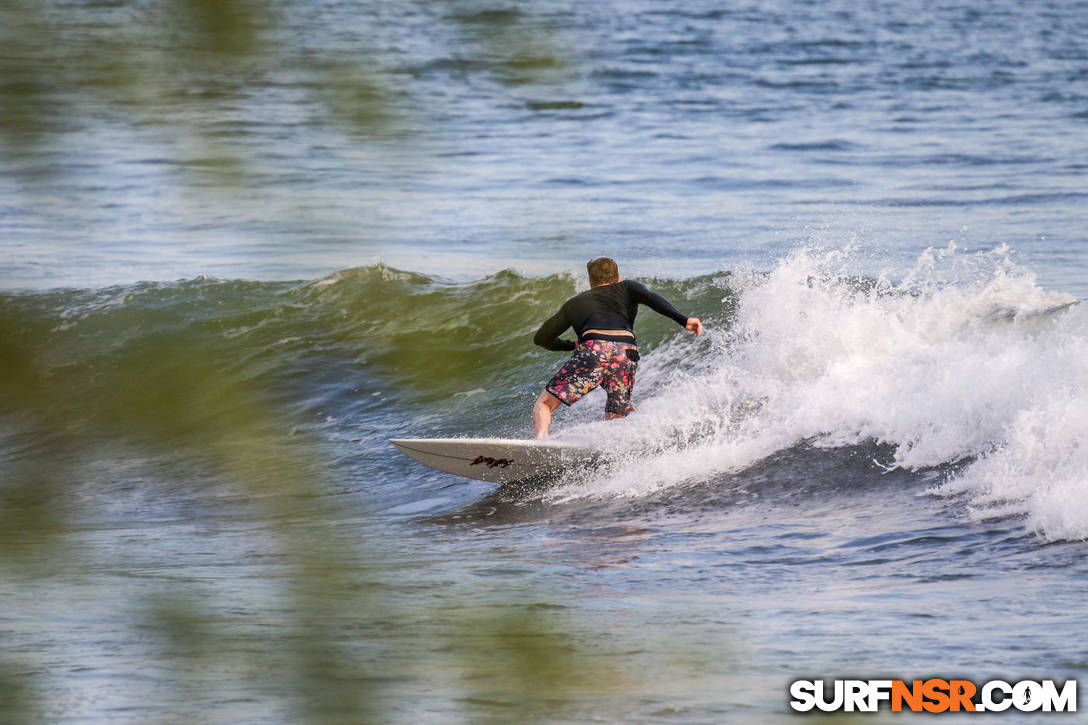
[686,317,703,336]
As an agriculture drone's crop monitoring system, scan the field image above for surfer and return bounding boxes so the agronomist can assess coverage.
[532,257,703,438]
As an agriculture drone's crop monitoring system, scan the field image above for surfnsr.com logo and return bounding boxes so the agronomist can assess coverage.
[789,679,1077,713]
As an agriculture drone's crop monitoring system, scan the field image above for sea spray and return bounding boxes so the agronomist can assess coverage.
[554,246,1086,542]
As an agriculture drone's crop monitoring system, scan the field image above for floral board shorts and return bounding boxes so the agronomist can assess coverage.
[545,339,640,416]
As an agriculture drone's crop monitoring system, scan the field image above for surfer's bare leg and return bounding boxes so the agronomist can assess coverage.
[533,391,561,439]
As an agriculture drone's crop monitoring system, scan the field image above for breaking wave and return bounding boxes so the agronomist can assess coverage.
[553,245,1086,542]
[3,246,1084,541]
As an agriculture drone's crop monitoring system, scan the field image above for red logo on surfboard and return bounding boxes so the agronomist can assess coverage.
[470,455,513,469]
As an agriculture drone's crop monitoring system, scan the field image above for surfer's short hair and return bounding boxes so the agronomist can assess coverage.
[587,257,619,286]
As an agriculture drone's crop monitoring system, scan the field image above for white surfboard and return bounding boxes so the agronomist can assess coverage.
[390,437,598,483]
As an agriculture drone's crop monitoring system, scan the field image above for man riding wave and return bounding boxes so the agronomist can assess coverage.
[532,257,703,438]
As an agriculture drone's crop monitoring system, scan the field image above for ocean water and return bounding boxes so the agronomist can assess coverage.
[2,0,1087,723]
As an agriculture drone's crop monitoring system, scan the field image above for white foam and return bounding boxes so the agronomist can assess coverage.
[552,245,1086,541]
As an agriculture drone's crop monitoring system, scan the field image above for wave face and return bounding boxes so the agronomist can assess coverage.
[2,248,1084,540]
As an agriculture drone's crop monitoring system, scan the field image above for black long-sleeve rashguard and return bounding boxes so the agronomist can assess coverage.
[533,279,690,351]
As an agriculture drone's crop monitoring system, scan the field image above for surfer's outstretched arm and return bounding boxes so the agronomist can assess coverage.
[628,280,703,335]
